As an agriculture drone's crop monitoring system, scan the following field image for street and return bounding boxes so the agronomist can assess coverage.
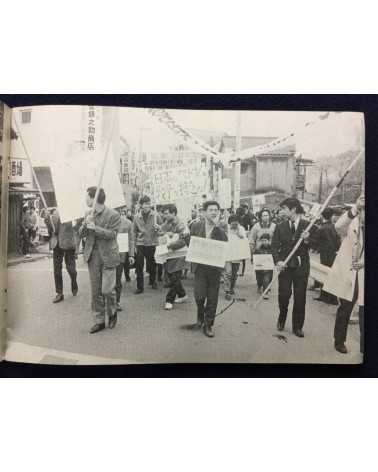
[7,255,362,364]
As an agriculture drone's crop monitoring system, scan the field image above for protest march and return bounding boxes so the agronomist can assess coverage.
[5,105,365,363]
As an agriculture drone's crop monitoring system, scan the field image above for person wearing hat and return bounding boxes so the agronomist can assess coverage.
[271,197,313,337]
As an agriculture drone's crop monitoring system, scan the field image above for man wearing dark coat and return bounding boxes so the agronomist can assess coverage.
[190,200,228,338]
[271,198,313,337]
[313,208,340,305]
[46,208,78,304]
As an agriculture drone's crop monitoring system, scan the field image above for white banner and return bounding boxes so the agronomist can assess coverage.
[218,178,231,209]
[186,236,228,268]
[51,145,125,223]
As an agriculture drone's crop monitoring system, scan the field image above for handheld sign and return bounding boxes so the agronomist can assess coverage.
[186,236,228,268]
[253,254,275,271]
[226,236,250,261]
[117,233,129,253]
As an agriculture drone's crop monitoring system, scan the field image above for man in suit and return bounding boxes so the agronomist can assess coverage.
[45,208,78,303]
[79,187,121,334]
[271,197,312,337]
[190,200,228,338]
[313,208,341,305]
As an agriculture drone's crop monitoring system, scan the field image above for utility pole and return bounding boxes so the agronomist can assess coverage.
[318,167,323,203]
[233,111,242,209]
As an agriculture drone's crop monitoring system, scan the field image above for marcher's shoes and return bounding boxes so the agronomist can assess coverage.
[277,320,285,331]
[263,293,269,300]
[335,343,348,354]
[151,282,158,289]
[134,288,144,295]
[165,302,173,310]
[313,296,326,303]
[90,323,106,334]
[203,324,215,338]
[108,313,118,329]
[53,294,64,303]
[225,293,232,301]
[293,329,304,338]
[71,281,78,296]
[174,295,188,304]
[116,302,123,312]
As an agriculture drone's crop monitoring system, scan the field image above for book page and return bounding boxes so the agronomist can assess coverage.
[5,105,365,365]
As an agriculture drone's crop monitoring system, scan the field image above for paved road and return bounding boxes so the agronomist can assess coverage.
[7,256,362,364]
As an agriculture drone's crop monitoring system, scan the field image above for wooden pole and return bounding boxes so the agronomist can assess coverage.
[254,147,365,309]
[12,115,56,232]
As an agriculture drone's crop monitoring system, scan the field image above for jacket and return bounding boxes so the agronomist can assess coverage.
[189,219,228,273]
[271,218,311,276]
[314,221,341,267]
[133,211,163,247]
[323,210,364,305]
[46,212,76,251]
[79,206,121,268]
[160,217,188,273]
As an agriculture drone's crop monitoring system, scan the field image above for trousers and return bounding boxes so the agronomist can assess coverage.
[224,262,240,293]
[53,246,77,295]
[166,270,186,303]
[87,247,117,324]
[194,265,221,326]
[115,254,130,303]
[334,276,364,352]
[278,267,309,331]
[136,245,156,290]
[255,270,273,291]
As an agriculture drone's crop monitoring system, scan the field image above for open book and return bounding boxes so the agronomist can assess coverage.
[0,101,365,365]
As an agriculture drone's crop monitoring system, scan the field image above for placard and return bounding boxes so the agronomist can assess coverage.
[226,237,250,261]
[253,254,275,271]
[117,232,129,253]
[185,236,228,268]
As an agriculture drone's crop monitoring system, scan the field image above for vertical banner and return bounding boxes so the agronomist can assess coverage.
[233,161,241,209]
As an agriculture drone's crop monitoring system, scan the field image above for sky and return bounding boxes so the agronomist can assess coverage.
[119,107,364,159]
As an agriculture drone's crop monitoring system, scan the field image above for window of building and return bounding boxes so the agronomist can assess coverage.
[241,162,248,174]
[21,109,32,124]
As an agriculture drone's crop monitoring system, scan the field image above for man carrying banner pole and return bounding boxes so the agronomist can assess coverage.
[190,200,228,338]
[323,194,365,354]
[79,187,121,334]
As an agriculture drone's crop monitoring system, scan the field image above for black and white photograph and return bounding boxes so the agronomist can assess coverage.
[1,104,365,364]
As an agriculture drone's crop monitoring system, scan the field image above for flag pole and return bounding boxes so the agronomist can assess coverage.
[254,147,365,309]
[12,116,56,233]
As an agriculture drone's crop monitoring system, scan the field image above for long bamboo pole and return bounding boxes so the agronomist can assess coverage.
[254,147,365,309]
[12,116,56,232]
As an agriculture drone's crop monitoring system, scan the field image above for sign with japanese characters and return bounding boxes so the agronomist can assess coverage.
[186,236,228,268]
[9,158,31,184]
